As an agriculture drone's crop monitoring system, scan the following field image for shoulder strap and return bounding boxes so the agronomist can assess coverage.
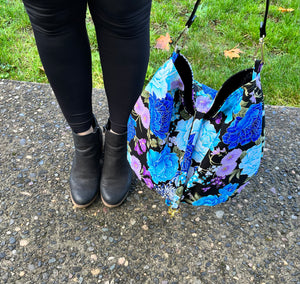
[254,0,270,70]
[173,0,201,50]
[175,0,270,52]
[260,0,270,38]
[185,0,201,28]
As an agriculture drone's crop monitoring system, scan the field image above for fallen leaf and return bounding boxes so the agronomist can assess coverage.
[39,66,45,72]
[155,33,172,51]
[278,7,294,12]
[224,46,244,59]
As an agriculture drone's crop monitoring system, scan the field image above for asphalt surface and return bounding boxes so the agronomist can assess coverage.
[0,79,299,284]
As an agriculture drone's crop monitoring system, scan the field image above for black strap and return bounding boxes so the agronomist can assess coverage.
[186,0,270,37]
[185,0,201,28]
[260,0,270,38]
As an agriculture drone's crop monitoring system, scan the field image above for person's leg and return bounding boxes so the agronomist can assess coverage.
[88,0,152,133]
[88,0,152,207]
[22,0,94,133]
[22,0,102,207]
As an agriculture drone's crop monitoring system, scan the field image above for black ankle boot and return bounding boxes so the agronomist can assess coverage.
[100,128,132,208]
[69,118,103,208]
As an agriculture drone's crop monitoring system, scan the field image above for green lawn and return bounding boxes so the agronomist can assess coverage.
[0,0,299,106]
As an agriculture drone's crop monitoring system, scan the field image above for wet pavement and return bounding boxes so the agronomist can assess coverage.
[0,79,299,283]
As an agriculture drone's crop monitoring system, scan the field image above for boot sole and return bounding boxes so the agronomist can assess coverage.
[70,192,98,209]
[101,191,129,208]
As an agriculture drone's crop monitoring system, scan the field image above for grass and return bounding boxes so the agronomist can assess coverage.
[0,0,299,106]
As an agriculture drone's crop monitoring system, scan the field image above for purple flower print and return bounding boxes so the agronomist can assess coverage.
[142,165,151,177]
[216,149,241,178]
[140,108,150,129]
[237,182,250,193]
[171,78,184,91]
[212,147,226,156]
[211,176,225,188]
[201,187,211,192]
[134,139,147,155]
[256,74,262,90]
[134,143,143,155]
[216,162,237,177]
[250,92,256,103]
[215,146,241,179]
[215,112,223,124]
[221,149,242,164]
[134,97,145,115]
[195,96,212,113]
[143,177,154,189]
[139,139,147,152]
[130,155,141,180]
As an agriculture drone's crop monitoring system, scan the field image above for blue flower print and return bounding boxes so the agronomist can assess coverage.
[147,145,179,184]
[201,83,218,99]
[127,115,136,142]
[175,117,193,151]
[223,103,263,150]
[192,195,221,206]
[192,120,220,163]
[145,59,180,99]
[181,134,195,172]
[192,183,238,206]
[217,183,238,203]
[171,101,181,121]
[149,92,173,140]
[219,183,238,196]
[239,144,263,177]
[220,87,243,123]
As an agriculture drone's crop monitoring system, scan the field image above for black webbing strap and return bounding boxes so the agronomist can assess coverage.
[185,0,270,37]
[185,0,201,28]
[260,0,270,38]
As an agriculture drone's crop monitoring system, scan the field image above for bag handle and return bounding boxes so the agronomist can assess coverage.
[204,0,271,119]
[254,0,270,69]
[174,0,270,115]
[173,0,201,51]
[186,0,202,28]
[174,0,270,52]
[260,0,270,38]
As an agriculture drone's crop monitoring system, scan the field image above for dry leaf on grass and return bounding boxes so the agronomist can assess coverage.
[224,46,244,59]
[155,33,172,51]
[278,7,294,12]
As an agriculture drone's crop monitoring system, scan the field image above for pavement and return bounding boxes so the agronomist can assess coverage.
[0,79,299,284]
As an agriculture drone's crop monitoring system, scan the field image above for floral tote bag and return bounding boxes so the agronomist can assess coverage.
[127,0,269,210]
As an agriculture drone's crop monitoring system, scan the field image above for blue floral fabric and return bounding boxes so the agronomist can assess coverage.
[127,52,265,209]
[147,146,179,184]
[149,92,174,140]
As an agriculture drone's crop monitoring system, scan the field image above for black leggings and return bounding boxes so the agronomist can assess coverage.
[22,0,152,133]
